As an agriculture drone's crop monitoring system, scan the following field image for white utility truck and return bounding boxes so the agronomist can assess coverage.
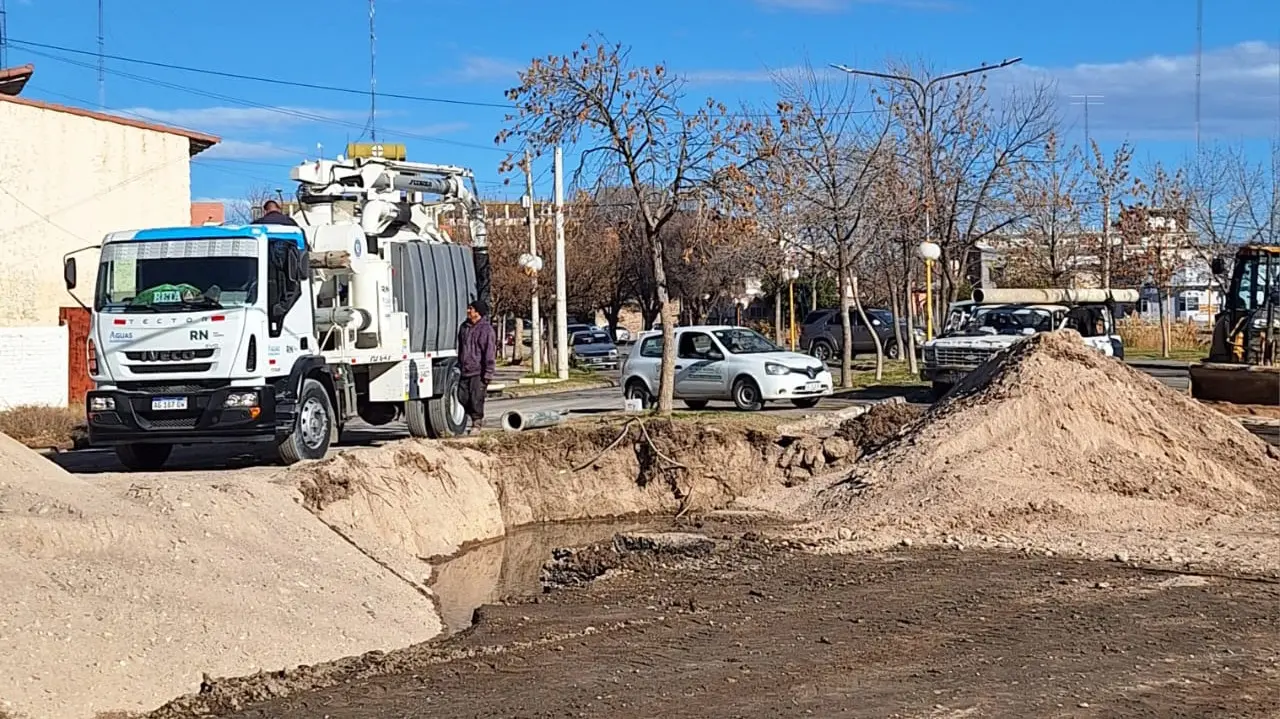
[63,154,491,470]
[919,287,1139,400]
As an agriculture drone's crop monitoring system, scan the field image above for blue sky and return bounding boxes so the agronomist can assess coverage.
[4,0,1279,207]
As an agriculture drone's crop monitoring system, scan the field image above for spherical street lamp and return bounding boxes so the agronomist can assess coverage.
[518,253,543,277]
[917,241,942,340]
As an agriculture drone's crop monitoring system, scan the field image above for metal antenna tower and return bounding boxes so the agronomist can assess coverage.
[97,0,105,108]
[368,0,376,142]
[1195,0,1203,150]
[1069,94,1104,150]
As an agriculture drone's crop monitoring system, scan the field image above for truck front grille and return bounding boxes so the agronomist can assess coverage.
[933,346,998,368]
[128,363,215,374]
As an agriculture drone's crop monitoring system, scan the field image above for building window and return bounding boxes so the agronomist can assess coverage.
[1177,295,1200,314]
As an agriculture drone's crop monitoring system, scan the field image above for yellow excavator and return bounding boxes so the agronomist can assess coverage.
[1189,243,1280,405]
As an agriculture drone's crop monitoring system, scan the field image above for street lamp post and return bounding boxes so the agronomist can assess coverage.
[786,268,801,350]
[917,242,942,340]
[830,58,1022,342]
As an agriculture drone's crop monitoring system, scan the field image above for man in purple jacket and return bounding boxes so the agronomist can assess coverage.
[457,299,497,434]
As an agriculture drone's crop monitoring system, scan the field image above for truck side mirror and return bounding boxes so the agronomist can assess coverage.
[286,249,304,282]
[63,258,77,290]
[1210,257,1226,276]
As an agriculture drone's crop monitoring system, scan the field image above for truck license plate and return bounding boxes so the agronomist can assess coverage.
[151,397,187,411]
[803,381,822,392]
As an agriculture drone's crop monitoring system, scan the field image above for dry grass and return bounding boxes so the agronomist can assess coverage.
[1116,316,1208,353]
[0,404,86,450]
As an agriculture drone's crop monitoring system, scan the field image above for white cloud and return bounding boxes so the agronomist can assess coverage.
[755,0,958,12]
[120,106,370,132]
[1007,41,1280,140]
[200,140,304,161]
[445,56,526,84]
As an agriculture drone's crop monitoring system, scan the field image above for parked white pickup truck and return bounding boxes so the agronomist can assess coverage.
[919,288,1139,399]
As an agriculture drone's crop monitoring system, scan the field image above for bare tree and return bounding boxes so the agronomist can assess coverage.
[497,37,760,413]
[1117,163,1191,358]
[1008,130,1087,287]
[227,185,278,224]
[762,63,897,385]
[1086,139,1133,288]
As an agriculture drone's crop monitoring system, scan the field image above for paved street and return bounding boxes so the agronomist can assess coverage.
[50,359,1193,475]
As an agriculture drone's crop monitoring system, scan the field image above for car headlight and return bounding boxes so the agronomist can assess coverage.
[764,362,790,376]
[89,396,115,411]
[223,391,259,408]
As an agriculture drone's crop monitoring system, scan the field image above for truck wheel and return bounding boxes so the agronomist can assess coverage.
[931,381,953,401]
[405,398,433,438]
[426,362,469,437]
[277,378,333,464]
[115,443,172,471]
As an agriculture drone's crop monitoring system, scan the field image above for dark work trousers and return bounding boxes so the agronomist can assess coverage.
[459,375,488,424]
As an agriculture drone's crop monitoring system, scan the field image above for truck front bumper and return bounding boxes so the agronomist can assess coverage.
[919,365,979,385]
[85,385,285,446]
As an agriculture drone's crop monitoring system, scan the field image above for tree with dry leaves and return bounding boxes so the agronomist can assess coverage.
[754,63,898,385]
[1006,130,1087,287]
[1116,163,1192,358]
[1086,139,1134,289]
[497,37,761,413]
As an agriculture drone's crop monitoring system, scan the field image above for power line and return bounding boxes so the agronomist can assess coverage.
[21,47,509,154]
[5,37,513,109]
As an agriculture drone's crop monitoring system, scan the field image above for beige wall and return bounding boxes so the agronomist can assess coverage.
[0,101,194,326]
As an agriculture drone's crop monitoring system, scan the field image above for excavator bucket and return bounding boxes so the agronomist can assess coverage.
[1189,362,1280,406]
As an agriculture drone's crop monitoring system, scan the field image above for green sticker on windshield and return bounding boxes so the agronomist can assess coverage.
[135,283,202,305]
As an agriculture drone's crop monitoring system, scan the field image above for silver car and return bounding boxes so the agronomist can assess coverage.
[621,325,834,411]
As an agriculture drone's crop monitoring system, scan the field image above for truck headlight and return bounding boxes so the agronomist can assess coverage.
[609,349,619,358]
[89,396,115,411]
[765,362,790,376]
[223,391,259,408]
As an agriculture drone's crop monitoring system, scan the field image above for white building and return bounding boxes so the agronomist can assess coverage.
[0,64,219,408]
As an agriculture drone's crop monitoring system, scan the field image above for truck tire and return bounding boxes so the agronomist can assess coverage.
[405,397,432,438]
[115,443,172,471]
[276,378,334,464]
[426,362,468,437]
[931,381,953,402]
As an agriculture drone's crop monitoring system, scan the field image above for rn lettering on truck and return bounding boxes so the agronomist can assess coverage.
[191,329,209,341]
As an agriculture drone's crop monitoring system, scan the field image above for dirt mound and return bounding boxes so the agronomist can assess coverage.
[835,402,926,451]
[0,432,441,719]
[813,330,1280,547]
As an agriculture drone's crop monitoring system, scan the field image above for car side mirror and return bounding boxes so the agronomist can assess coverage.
[63,258,77,290]
[1211,257,1226,276]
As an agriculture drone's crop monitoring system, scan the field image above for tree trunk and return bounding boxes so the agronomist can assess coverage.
[884,264,905,362]
[903,264,919,375]
[1158,287,1170,359]
[837,263,854,389]
[649,232,678,415]
[851,272,883,381]
[513,318,524,364]
[1101,192,1112,289]
[774,287,785,346]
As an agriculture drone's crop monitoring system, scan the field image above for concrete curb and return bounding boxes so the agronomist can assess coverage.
[499,378,619,399]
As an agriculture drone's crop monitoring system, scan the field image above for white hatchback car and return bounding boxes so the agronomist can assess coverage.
[621,325,834,411]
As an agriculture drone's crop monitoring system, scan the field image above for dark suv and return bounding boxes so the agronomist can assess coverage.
[798,308,922,363]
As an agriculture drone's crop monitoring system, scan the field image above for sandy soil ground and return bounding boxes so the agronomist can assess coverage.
[150,534,1280,719]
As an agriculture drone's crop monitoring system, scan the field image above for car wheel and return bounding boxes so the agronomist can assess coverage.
[809,340,834,365]
[115,443,172,471]
[884,341,900,360]
[624,379,653,409]
[683,399,709,410]
[791,397,821,409]
[732,376,765,412]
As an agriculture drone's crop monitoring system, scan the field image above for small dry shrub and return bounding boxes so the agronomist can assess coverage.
[0,404,86,449]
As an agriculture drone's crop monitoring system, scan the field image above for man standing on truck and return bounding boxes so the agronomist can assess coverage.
[256,200,298,226]
[458,299,497,434]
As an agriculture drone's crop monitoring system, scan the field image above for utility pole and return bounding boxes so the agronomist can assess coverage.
[1195,0,1202,151]
[0,0,8,69]
[524,150,542,376]
[368,0,377,142]
[553,146,569,380]
[1069,94,1103,150]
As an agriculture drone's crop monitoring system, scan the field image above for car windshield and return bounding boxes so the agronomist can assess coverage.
[958,306,1055,336]
[573,331,611,346]
[95,254,258,313]
[712,328,780,354]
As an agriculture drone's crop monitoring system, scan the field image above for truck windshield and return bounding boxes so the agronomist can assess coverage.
[96,256,258,312]
[958,306,1055,336]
